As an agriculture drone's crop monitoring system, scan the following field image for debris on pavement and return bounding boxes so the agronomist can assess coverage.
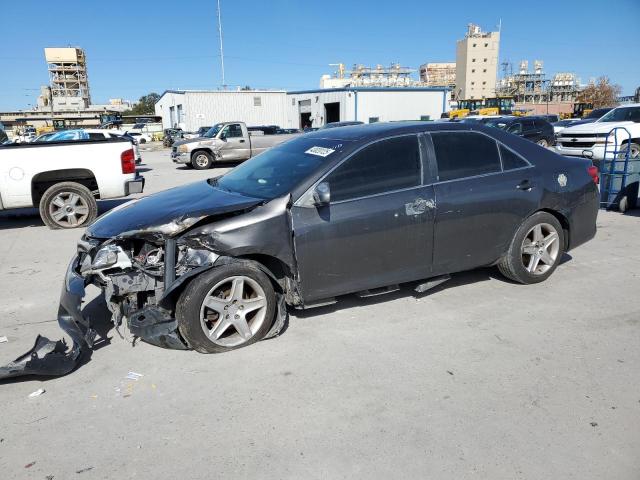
[126,371,144,381]
[24,461,36,468]
[590,421,598,427]
[0,335,82,380]
[0,336,8,343]
[28,388,45,398]
[76,467,94,474]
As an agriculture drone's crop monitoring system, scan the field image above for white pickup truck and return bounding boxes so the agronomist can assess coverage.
[555,103,640,161]
[0,137,144,229]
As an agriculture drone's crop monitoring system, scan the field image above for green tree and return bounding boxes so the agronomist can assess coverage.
[123,92,161,116]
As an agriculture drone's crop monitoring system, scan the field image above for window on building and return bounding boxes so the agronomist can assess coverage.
[431,132,501,182]
[499,144,529,170]
[253,96,262,107]
[368,117,380,123]
[472,58,476,62]
[483,69,487,73]
[484,43,488,47]
[482,81,487,85]
[472,69,475,73]
[471,81,475,85]
[472,43,477,47]
[326,135,421,202]
[483,58,488,62]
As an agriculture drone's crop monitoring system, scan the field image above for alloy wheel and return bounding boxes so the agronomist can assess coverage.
[195,154,209,167]
[49,191,90,227]
[200,276,268,347]
[521,223,560,275]
[537,139,548,147]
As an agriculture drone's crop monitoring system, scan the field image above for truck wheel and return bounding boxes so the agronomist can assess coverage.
[176,263,276,353]
[39,182,97,229]
[191,151,213,169]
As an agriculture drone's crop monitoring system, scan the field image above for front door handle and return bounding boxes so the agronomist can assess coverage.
[239,139,246,143]
[516,180,533,191]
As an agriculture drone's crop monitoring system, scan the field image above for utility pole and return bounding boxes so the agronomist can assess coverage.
[217,0,226,89]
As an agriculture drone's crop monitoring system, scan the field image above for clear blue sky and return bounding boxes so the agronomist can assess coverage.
[0,0,638,109]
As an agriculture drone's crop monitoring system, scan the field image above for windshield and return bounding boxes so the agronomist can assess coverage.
[598,106,640,123]
[202,124,223,138]
[215,137,350,199]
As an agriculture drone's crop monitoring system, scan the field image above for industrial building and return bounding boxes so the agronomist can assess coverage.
[419,63,456,88]
[154,88,449,131]
[286,87,449,128]
[455,24,500,100]
[154,90,290,131]
[42,47,91,111]
[319,63,427,89]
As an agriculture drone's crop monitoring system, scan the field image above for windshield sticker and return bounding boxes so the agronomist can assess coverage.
[305,146,335,157]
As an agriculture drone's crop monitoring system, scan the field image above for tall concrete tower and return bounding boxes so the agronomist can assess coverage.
[44,47,91,111]
[455,24,500,101]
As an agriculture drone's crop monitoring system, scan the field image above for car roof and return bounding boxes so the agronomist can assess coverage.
[303,121,484,141]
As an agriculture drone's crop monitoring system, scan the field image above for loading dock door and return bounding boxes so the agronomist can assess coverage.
[325,102,340,124]
[298,100,312,129]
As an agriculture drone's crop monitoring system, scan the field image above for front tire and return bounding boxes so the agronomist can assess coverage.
[39,181,98,229]
[176,263,276,353]
[191,151,213,169]
[498,212,564,284]
[537,138,549,148]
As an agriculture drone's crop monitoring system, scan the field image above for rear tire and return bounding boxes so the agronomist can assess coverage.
[39,181,98,229]
[498,212,564,284]
[176,263,276,353]
[191,151,213,169]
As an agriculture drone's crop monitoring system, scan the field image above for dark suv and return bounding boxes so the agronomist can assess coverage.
[485,116,555,147]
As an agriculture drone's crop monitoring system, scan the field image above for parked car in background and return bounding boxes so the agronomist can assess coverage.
[485,116,555,147]
[555,103,640,161]
[538,114,560,123]
[277,128,302,134]
[56,121,598,359]
[35,129,142,164]
[126,131,152,144]
[552,118,581,134]
[248,125,281,135]
[0,136,144,228]
[183,126,213,139]
[163,128,184,147]
[171,121,301,169]
[0,125,9,145]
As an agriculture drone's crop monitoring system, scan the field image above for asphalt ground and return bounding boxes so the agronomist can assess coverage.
[0,143,638,479]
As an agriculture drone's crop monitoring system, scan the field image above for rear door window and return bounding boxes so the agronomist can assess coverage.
[326,135,421,202]
[521,119,535,132]
[431,132,501,181]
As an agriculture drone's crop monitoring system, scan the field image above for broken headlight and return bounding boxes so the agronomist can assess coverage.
[92,245,131,270]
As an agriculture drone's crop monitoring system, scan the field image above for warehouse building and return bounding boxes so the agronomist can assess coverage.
[286,87,449,128]
[155,87,449,131]
[155,90,290,131]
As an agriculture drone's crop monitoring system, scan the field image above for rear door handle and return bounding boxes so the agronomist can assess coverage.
[516,180,533,191]
[239,139,246,143]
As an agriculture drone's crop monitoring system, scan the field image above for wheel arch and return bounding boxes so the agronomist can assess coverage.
[31,169,98,205]
[537,208,570,250]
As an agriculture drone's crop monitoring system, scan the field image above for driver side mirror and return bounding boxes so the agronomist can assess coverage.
[312,182,330,207]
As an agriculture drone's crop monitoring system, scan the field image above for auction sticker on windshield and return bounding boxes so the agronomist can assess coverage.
[305,146,335,157]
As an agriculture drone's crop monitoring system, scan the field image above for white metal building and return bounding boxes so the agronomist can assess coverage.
[155,90,289,131]
[286,87,449,129]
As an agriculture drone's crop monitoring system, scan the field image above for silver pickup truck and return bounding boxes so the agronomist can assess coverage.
[171,122,300,169]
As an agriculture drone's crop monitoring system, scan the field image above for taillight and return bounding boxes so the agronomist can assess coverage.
[587,165,599,184]
[121,148,136,174]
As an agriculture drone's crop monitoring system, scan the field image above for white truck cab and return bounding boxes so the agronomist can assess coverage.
[555,104,640,160]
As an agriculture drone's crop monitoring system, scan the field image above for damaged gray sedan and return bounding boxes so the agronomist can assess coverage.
[2,122,599,378]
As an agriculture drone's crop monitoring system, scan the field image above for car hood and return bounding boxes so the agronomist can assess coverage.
[87,180,264,239]
[561,121,635,134]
